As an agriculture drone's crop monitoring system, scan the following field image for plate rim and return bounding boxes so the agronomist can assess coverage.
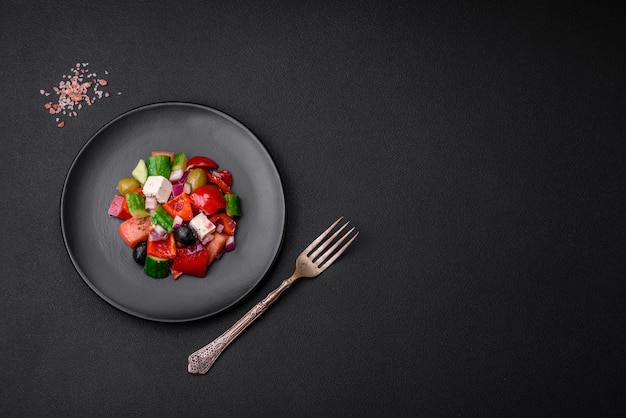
[60,101,286,322]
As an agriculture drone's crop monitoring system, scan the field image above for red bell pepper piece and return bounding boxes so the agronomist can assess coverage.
[209,213,237,235]
[189,184,226,215]
[108,195,131,219]
[186,155,218,170]
[201,168,232,194]
[147,233,177,259]
[170,268,183,280]
[162,193,193,221]
[172,243,209,277]
[216,169,233,187]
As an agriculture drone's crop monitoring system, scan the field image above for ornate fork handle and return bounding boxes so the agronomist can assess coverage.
[188,276,296,374]
[188,217,358,375]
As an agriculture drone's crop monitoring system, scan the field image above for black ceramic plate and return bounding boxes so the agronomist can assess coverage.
[61,102,285,322]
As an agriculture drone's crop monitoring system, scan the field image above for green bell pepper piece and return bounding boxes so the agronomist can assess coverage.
[224,194,241,217]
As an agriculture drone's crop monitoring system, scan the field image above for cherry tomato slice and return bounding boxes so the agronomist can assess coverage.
[189,184,226,215]
[206,233,229,266]
[186,156,218,170]
[201,168,232,194]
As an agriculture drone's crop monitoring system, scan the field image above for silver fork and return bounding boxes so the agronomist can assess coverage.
[187,217,358,374]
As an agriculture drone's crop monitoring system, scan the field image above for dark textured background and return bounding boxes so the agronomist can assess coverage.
[1,1,624,416]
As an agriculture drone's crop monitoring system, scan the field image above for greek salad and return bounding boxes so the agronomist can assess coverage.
[107,151,241,279]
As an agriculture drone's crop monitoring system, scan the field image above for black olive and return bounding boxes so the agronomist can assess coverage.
[175,225,197,246]
[132,241,147,265]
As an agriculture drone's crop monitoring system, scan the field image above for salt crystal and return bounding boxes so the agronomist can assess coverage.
[42,63,119,126]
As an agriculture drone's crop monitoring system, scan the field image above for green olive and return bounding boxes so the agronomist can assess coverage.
[186,168,207,192]
[117,177,140,196]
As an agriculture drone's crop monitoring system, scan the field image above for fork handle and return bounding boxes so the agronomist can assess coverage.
[188,275,297,374]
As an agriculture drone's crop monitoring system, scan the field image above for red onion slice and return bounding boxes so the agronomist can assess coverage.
[145,196,158,211]
[201,234,214,245]
[169,169,184,182]
[171,183,185,196]
[224,236,235,252]
[150,225,168,241]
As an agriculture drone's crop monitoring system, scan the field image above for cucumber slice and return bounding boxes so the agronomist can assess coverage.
[126,192,149,218]
[147,155,172,178]
[144,255,170,278]
[150,205,175,233]
[131,159,148,185]
[172,152,188,171]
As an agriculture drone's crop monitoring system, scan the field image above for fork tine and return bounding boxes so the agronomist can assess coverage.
[309,221,349,260]
[316,228,359,271]
[302,217,343,256]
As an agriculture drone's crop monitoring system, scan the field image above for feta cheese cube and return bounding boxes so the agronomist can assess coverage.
[142,176,172,203]
[189,213,216,241]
